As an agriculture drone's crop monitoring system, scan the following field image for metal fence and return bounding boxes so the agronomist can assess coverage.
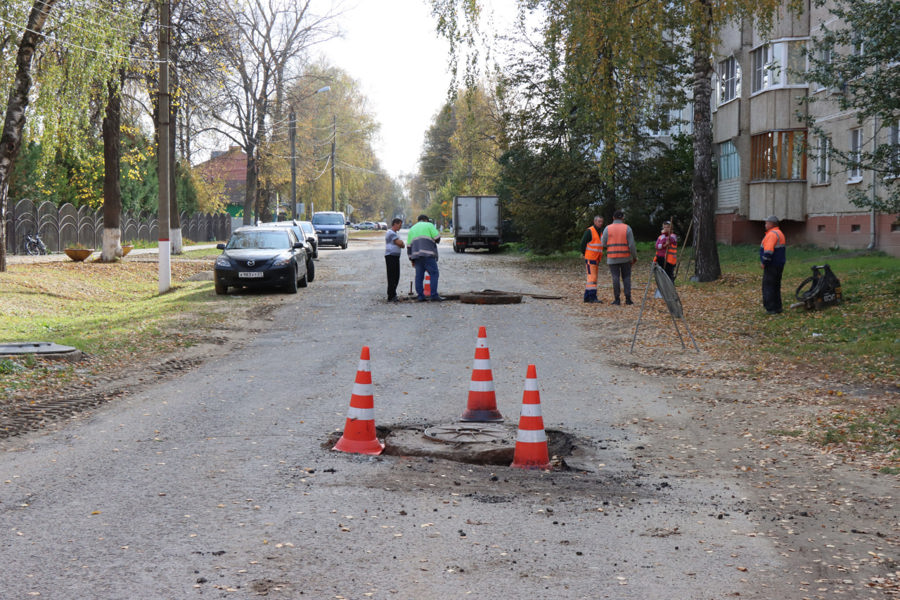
[4,199,231,254]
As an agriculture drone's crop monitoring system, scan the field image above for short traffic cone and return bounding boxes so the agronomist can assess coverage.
[424,272,431,297]
[460,326,503,422]
[333,346,384,455]
[511,364,551,470]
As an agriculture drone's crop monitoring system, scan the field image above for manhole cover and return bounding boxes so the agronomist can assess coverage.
[0,342,79,358]
[458,290,522,305]
[423,423,509,443]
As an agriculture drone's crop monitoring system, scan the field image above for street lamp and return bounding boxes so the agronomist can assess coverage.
[290,85,330,219]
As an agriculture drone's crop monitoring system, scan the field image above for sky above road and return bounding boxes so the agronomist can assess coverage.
[316,0,518,180]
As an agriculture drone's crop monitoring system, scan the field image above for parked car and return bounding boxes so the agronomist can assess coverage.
[261,221,316,278]
[357,221,377,230]
[311,211,349,249]
[377,222,388,230]
[298,221,319,259]
[214,226,308,295]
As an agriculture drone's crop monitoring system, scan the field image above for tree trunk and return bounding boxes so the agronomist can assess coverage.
[690,1,722,282]
[243,147,257,225]
[0,0,58,272]
[101,78,123,262]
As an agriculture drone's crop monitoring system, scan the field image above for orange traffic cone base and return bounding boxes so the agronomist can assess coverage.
[333,434,384,455]
[460,408,504,422]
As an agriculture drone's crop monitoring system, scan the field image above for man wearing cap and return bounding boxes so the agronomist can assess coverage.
[760,215,786,314]
[407,214,443,302]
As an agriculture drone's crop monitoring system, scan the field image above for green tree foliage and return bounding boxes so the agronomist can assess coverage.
[802,0,899,213]
[617,134,694,240]
[415,83,501,220]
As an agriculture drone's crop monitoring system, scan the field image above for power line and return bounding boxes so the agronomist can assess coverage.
[0,15,165,65]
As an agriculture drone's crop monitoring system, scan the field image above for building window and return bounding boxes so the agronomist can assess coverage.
[815,135,831,184]
[818,224,826,232]
[849,128,863,182]
[751,45,772,92]
[718,141,740,181]
[718,57,741,104]
[751,130,807,181]
[752,39,808,93]
[851,224,861,232]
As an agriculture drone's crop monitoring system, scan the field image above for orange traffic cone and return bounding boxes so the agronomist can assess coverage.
[424,272,431,297]
[511,364,551,470]
[333,346,384,455]
[460,326,504,422]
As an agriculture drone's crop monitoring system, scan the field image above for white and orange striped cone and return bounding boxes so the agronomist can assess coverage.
[424,272,432,297]
[510,364,551,470]
[460,326,504,422]
[333,346,384,455]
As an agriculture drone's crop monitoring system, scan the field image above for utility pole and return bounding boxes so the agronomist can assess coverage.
[157,0,171,293]
[289,109,296,218]
[330,114,336,212]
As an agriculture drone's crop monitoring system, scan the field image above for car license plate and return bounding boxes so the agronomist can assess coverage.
[239,271,264,279]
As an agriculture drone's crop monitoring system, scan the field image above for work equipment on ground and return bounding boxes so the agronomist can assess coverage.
[631,263,699,353]
[511,364,551,470]
[460,326,504,422]
[794,264,842,310]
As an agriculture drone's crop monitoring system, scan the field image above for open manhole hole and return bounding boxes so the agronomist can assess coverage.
[324,423,583,467]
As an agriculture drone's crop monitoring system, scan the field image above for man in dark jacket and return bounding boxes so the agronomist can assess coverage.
[760,215,786,314]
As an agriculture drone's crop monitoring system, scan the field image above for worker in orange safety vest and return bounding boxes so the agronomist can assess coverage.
[580,215,604,303]
[600,209,638,305]
[760,215,786,314]
[654,220,677,281]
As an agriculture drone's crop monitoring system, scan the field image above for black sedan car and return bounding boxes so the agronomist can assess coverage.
[214,226,309,295]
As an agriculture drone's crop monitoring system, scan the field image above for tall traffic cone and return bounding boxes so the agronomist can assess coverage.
[424,272,431,297]
[511,364,551,470]
[460,326,504,422]
[333,346,384,455]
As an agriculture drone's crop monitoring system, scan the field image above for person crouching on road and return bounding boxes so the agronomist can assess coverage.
[601,209,638,305]
[655,220,677,281]
[385,218,405,302]
[407,214,443,302]
[580,215,604,303]
[760,215,786,314]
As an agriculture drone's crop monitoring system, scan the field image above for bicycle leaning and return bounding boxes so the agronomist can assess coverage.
[23,231,48,255]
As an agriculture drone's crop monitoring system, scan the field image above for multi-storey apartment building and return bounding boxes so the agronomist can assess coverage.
[711,1,899,256]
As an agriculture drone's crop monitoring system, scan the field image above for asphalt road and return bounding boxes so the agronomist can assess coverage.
[1,236,788,599]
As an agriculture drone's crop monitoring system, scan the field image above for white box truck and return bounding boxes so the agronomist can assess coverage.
[452,195,501,253]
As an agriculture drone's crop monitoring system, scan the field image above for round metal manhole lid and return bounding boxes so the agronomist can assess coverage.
[423,423,509,444]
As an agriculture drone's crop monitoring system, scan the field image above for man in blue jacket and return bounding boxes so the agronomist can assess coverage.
[407,214,442,302]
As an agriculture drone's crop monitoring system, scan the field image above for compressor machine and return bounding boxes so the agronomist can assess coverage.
[794,264,842,310]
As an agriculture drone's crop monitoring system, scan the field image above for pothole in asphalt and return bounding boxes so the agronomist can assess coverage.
[327,423,602,470]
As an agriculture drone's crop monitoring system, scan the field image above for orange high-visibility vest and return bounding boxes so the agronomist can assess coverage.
[584,227,602,261]
[666,238,677,265]
[604,223,630,260]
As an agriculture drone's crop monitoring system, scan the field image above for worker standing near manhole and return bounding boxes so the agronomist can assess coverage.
[384,218,405,302]
[580,215,604,303]
[601,209,638,305]
[407,214,443,302]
